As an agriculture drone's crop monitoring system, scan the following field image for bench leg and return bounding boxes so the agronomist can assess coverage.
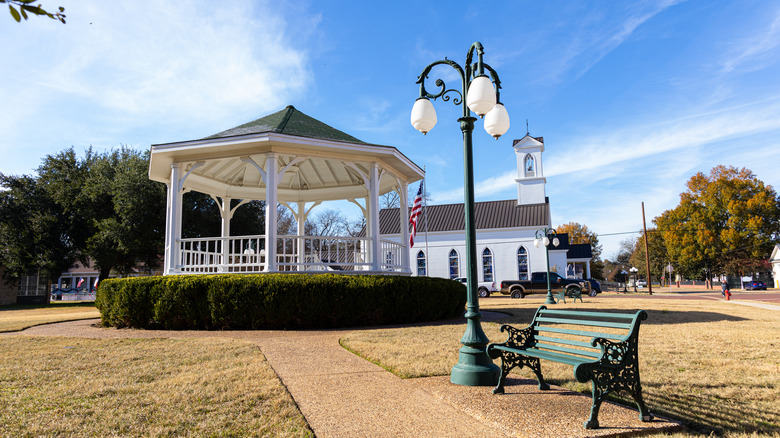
[631,384,653,422]
[492,354,549,394]
[493,356,509,394]
[531,358,550,390]
[585,380,607,429]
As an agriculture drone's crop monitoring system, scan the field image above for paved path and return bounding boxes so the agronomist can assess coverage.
[598,289,780,308]
[11,315,681,437]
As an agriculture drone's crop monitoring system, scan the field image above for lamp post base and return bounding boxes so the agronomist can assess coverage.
[451,346,500,386]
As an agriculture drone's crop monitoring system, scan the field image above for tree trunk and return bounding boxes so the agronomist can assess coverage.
[98,266,112,285]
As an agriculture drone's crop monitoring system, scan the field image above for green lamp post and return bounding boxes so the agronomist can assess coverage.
[410,42,510,387]
[534,227,559,305]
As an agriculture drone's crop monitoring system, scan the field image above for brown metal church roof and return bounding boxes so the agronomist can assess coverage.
[379,199,550,234]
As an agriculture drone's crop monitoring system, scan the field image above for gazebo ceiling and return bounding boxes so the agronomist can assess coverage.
[149,106,424,202]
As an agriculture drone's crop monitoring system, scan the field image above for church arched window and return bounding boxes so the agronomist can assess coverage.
[517,246,529,280]
[482,247,494,282]
[448,249,459,279]
[416,250,427,276]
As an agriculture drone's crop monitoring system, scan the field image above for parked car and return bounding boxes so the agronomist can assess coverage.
[636,280,647,287]
[454,277,499,298]
[585,279,602,296]
[744,280,767,290]
[499,272,591,299]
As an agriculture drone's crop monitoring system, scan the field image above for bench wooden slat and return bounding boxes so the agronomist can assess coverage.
[535,316,633,330]
[534,342,603,358]
[536,325,624,340]
[523,348,592,365]
[540,309,637,320]
[491,344,590,366]
[534,335,601,350]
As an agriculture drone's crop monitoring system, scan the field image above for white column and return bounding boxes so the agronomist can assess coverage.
[586,260,591,279]
[164,163,183,275]
[264,154,278,271]
[297,201,306,268]
[164,183,173,273]
[368,163,381,271]
[220,197,231,272]
[398,181,410,272]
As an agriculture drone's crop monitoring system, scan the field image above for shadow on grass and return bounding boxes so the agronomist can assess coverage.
[0,301,97,312]
[643,384,780,435]
[484,307,748,325]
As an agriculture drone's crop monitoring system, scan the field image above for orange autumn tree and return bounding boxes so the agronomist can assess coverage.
[655,165,780,280]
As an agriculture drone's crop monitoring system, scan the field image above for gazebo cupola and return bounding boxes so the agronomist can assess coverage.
[149,106,424,275]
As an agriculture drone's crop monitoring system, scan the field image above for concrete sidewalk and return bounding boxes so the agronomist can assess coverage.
[16,317,681,437]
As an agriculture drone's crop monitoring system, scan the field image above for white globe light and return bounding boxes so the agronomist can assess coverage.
[552,237,560,247]
[410,98,437,134]
[543,236,550,246]
[533,238,541,248]
[484,103,510,139]
[466,75,496,116]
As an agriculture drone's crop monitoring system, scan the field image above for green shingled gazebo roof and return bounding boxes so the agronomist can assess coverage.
[205,105,369,145]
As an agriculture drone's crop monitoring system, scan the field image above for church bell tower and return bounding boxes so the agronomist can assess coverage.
[513,135,546,205]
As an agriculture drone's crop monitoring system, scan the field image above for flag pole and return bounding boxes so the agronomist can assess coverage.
[423,172,429,276]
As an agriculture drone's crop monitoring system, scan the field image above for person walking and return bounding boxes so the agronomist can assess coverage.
[720,277,731,300]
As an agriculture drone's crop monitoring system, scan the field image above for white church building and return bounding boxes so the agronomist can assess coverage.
[379,134,592,283]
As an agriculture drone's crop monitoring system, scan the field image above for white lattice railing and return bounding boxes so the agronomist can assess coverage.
[276,235,369,271]
[178,235,266,273]
[380,239,405,272]
[177,234,408,273]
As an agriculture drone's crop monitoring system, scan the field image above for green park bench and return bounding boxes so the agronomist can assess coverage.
[486,306,653,429]
[555,286,583,303]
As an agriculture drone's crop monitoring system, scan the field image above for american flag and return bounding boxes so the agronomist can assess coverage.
[409,181,423,247]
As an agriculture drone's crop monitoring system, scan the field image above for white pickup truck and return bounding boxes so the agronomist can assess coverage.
[454,277,499,298]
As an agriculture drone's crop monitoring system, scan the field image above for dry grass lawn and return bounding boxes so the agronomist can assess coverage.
[0,336,312,437]
[0,302,100,332]
[341,296,780,437]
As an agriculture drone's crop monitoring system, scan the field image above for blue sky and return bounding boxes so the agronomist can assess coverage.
[2,0,780,259]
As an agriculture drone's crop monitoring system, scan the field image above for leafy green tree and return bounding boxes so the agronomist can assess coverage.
[2,147,269,282]
[2,0,64,23]
[0,174,76,281]
[655,165,780,279]
[556,221,604,279]
[36,148,167,281]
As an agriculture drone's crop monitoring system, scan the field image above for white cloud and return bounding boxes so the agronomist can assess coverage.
[538,1,683,85]
[0,0,313,165]
[720,9,780,73]
[545,97,780,178]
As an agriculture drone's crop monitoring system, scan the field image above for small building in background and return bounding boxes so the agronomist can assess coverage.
[0,267,50,306]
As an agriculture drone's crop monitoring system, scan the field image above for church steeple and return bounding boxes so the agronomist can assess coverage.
[513,135,547,205]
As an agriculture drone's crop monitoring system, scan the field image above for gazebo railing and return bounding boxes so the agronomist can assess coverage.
[179,235,266,273]
[380,239,405,272]
[277,234,369,271]
[176,235,408,273]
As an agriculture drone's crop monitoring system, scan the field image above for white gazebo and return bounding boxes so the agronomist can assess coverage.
[149,106,424,275]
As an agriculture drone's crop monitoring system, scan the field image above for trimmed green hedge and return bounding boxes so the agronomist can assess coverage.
[96,274,466,330]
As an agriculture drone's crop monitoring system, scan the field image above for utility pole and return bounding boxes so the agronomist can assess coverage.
[642,202,653,295]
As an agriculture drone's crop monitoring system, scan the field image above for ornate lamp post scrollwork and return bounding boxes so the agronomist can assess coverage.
[411,42,509,387]
[534,227,559,305]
